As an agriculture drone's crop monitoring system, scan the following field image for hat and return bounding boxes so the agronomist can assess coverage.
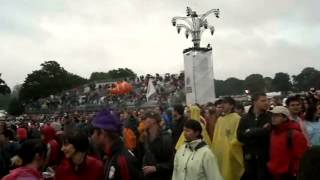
[17,128,28,141]
[270,106,290,117]
[41,125,56,141]
[92,109,122,133]
[188,105,200,121]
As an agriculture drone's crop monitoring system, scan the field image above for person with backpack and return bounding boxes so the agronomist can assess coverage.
[268,106,309,180]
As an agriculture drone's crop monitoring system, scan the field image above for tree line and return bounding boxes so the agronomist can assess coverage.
[1,60,320,115]
[215,67,320,97]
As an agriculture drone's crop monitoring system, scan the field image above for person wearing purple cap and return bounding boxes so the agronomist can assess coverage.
[91,109,143,180]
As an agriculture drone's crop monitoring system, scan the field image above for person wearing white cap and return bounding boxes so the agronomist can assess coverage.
[267,106,309,180]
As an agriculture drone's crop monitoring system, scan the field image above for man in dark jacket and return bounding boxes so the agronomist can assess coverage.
[237,93,272,180]
[143,111,174,180]
[172,104,186,146]
[91,109,143,180]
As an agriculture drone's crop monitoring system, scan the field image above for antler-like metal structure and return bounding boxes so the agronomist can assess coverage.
[172,7,220,48]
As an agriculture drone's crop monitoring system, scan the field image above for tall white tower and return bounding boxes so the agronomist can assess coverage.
[172,7,220,105]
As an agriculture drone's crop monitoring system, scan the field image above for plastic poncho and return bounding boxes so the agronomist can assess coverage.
[211,112,244,180]
[175,105,211,150]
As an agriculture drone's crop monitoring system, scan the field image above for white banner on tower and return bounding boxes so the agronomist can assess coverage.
[184,49,216,105]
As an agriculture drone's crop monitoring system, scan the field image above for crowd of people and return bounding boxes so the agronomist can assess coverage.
[0,90,320,180]
[24,73,185,113]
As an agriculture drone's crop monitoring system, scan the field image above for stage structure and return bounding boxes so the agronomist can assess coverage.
[172,7,220,105]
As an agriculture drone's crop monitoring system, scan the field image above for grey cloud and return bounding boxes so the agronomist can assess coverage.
[0,0,319,88]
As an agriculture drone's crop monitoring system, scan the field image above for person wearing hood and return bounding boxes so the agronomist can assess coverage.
[41,124,60,166]
[91,109,143,180]
[268,106,308,180]
[172,119,223,180]
[211,97,244,180]
[175,105,211,150]
[3,139,48,180]
[55,129,103,180]
[17,127,28,144]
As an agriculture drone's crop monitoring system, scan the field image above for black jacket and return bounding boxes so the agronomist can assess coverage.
[172,116,186,146]
[143,130,174,180]
[237,107,272,180]
[0,144,12,178]
[103,139,143,180]
[237,107,271,160]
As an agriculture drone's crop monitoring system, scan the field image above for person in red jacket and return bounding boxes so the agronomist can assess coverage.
[55,129,103,180]
[268,106,309,180]
[41,124,60,166]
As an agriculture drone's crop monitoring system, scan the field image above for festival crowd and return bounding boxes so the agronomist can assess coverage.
[24,73,185,112]
[1,89,320,180]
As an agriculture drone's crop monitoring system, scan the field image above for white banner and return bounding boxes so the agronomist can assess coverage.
[146,79,156,101]
[184,49,216,105]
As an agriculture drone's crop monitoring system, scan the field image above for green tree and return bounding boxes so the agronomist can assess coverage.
[224,77,245,95]
[264,77,273,92]
[0,94,11,110]
[244,74,265,93]
[89,72,111,81]
[272,72,292,92]
[90,68,137,81]
[214,79,226,97]
[0,75,11,95]
[7,98,24,116]
[108,68,136,79]
[293,67,320,91]
[20,61,88,101]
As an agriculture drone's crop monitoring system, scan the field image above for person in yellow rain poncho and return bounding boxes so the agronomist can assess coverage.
[175,105,212,150]
[212,97,244,180]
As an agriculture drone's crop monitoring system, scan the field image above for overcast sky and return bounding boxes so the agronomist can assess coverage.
[0,0,319,88]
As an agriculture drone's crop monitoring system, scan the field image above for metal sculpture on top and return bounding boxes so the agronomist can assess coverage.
[172,7,220,48]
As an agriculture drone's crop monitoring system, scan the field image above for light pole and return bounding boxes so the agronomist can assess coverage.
[172,7,220,48]
[172,7,220,105]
